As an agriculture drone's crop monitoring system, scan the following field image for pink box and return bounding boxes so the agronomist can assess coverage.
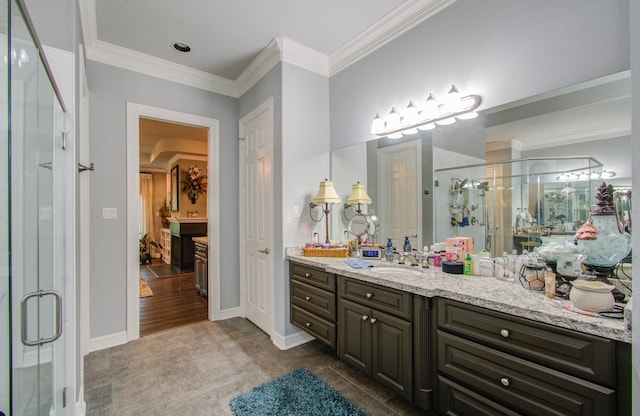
[445,237,474,261]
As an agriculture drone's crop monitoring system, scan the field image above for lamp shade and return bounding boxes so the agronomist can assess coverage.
[346,182,372,206]
[312,179,341,205]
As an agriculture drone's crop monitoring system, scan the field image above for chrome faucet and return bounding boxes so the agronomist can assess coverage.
[394,250,407,264]
[406,250,421,267]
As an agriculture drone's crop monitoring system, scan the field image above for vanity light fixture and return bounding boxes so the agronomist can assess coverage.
[557,169,616,182]
[309,179,342,244]
[343,182,372,221]
[370,85,481,138]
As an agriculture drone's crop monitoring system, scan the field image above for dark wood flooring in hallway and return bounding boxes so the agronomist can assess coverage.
[139,260,208,337]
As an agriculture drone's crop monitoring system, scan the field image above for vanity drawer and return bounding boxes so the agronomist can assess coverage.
[437,299,615,386]
[291,305,336,348]
[290,263,335,292]
[340,277,412,320]
[291,279,336,322]
[438,331,615,416]
[438,375,522,416]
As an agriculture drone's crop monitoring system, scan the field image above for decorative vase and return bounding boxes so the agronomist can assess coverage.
[575,182,632,273]
[190,195,197,204]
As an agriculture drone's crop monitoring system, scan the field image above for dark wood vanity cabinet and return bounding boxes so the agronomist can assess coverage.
[338,277,414,402]
[289,263,337,348]
[170,221,207,271]
[436,299,631,416]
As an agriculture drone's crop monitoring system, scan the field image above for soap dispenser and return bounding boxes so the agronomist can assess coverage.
[385,238,394,262]
[464,253,473,275]
[403,236,411,253]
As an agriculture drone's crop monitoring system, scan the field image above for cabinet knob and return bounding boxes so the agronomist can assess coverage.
[370,318,377,324]
[362,315,369,321]
[305,322,312,328]
[500,377,510,387]
[500,329,510,338]
[366,292,373,298]
[305,296,312,301]
[305,273,311,278]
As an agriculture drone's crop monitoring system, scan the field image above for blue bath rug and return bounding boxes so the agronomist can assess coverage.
[229,368,368,416]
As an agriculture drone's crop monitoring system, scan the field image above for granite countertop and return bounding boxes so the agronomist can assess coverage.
[286,247,631,344]
[192,236,208,245]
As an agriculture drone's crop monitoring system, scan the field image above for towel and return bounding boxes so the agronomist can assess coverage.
[344,259,375,269]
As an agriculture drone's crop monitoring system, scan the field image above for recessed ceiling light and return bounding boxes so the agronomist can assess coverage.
[172,42,191,53]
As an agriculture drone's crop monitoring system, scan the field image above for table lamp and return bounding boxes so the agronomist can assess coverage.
[309,179,341,244]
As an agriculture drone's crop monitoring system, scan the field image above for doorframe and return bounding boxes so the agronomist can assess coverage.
[125,103,221,341]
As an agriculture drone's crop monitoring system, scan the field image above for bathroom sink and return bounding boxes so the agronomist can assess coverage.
[370,267,423,277]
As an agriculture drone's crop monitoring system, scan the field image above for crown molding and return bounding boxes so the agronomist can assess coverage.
[329,0,456,76]
[235,38,282,97]
[519,127,631,151]
[279,38,329,76]
[80,0,454,95]
[87,40,238,97]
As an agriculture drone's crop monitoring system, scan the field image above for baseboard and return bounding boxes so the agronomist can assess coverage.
[88,331,128,353]
[213,306,241,321]
[75,393,86,416]
[271,328,314,350]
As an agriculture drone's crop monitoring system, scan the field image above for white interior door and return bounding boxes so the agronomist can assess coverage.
[239,98,274,336]
[378,141,422,251]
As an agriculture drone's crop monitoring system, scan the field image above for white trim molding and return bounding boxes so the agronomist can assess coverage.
[87,331,128,353]
[78,0,454,95]
[125,103,221,342]
[271,329,314,351]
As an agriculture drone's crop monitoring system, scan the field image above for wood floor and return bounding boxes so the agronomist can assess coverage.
[139,260,208,337]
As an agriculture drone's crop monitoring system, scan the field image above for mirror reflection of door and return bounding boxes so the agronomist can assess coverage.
[378,141,422,252]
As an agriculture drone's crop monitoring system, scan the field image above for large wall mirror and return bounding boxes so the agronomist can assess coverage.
[331,71,631,255]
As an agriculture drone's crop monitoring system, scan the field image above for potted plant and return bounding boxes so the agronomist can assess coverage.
[139,233,162,265]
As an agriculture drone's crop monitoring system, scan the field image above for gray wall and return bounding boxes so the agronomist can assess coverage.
[238,62,331,339]
[87,61,239,337]
[330,0,630,150]
[280,63,331,336]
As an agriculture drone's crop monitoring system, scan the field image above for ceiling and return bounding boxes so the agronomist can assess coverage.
[89,0,433,81]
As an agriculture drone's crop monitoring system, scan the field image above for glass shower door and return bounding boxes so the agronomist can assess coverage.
[8,0,67,414]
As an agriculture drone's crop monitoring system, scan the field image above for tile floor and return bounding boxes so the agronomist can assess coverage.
[84,318,429,415]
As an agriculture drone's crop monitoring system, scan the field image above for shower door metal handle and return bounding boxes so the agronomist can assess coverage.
[21,290,63,347]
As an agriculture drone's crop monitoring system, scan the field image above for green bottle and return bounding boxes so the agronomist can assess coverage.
[463,253,473,275]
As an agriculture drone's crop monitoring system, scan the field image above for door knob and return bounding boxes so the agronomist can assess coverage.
[258,248,270,255]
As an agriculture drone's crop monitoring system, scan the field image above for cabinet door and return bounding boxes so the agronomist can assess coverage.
[372,309,413,401]
[338,298,371,372]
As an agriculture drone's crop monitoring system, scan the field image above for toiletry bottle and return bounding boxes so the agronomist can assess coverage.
[385,238,394,262]
[421,246,429,268]
[463,253,473,275]
[434,243,442,267]
[403,236,411,253]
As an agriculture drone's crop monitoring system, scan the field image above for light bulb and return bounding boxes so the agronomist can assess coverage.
[387,132,403,139]
[444,85,463,112]
[423,93,438,118]
[402,128,418,135]
[404,101,420,125]
[387,107,401,130]
[418,123,436,131]
[456,111,478,120]
[436,117,456,126]
[370,113,385,135]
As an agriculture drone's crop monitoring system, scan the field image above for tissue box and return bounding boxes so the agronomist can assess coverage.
[445,237,474,261]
